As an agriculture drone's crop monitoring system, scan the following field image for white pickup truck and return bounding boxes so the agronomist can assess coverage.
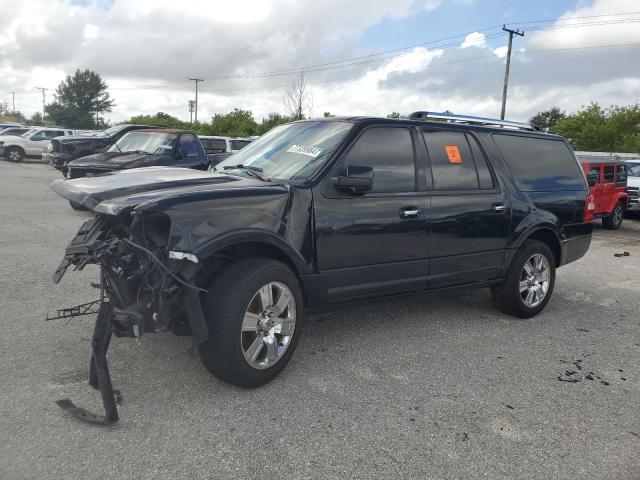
[626,160,640,214]
[0,127,76,162]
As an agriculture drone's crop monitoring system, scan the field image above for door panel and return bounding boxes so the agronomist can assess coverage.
[314,194,429,301]
[314,125,429,302]
[428,193,509,287]
[421,129,510,288]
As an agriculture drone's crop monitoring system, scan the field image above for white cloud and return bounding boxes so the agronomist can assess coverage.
[460,32,486,49]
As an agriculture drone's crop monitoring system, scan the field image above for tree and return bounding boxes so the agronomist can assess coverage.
[529,107,566,131]
[45,69,114,129]
[126,112,186,129]
[258,112,292,135]
[551,103,640,153]
[200,109,258,137]
[323,112,335,117]
[283,72,313,120]
[26,112,44,126]
[386,112,402,119]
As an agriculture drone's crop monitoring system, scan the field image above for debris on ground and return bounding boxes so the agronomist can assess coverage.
[613,251,630,257]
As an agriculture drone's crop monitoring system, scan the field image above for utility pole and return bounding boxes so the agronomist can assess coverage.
[35,87,48,120]
[11,91,15,113]
[188,78,204,123]
[500,25,524,120]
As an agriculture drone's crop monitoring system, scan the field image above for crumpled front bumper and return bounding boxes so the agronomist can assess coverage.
[50,214,208,424]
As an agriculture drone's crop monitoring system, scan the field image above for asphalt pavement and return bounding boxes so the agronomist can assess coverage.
[1,160,639,480]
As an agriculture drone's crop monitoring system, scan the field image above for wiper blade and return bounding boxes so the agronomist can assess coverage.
[222,164,270,181]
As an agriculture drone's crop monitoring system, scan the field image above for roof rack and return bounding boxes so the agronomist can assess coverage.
[408,111,540,132]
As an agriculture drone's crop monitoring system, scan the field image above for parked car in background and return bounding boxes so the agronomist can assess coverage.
[66,128,209,178]
[0,122,23,131]
[45,124,152,176]
[50,112,592,424]
[625,160,640,214]
[0,127,76,162]
[199,135,253,165]
[578,156,628,229]
[0,127,30,137]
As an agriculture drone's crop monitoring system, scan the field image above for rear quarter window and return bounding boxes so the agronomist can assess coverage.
[493,134,585,191]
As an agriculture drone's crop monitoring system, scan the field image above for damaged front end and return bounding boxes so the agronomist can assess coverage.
[50,211,207,425]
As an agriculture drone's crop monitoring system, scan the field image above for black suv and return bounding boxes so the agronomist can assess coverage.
[45,124,152,176]
[50,112,591,423]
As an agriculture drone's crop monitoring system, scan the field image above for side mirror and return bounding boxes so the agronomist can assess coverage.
[332,165,374,194]
[587,175,598,187]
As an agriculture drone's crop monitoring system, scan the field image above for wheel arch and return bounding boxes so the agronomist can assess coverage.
[516,227,562,267]
[194,230,312,277]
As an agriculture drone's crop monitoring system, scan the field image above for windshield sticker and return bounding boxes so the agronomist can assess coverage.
[158,145,173,150]
[286,144,323,158]
[445,145,462,164]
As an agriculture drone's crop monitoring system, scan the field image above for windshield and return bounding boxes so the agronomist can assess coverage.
[21,129,36,137]
[107,132,177,155]
[627,163,640,177]
[216,121,352,180]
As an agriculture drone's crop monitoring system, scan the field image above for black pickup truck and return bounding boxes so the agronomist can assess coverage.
[45,124,151,176]
[49,112,592,424]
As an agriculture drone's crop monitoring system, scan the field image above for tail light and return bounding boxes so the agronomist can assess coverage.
[584,194,596,222]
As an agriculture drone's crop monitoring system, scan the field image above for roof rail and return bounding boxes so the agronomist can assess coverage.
[408,111,540,132]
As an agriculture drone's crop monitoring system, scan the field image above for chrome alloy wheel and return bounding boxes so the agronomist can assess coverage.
[613,203,623,225]
[8,149,22,162]
[240,281,296,370]
[519,253,551,308]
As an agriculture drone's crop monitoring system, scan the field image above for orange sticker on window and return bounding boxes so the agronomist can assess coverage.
[445,145,462,164]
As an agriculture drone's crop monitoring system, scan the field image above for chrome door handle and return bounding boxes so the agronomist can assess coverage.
[399,207,420,218]
[492,203,506,212]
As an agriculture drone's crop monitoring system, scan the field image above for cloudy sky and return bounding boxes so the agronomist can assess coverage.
[1,0,639,124]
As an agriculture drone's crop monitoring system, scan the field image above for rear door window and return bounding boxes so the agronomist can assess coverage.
[603,166,615,184]
[493,134,585,191]
[343,127,416,193]
[616,164,627,186]
[422,130,494,190]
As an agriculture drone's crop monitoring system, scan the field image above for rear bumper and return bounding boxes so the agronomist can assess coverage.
[560,223,592,266]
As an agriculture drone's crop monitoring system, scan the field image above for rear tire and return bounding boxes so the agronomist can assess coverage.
[198,257,304,388]
[5,146,24,163]
[491,240,556,318]
[602,201,624,229]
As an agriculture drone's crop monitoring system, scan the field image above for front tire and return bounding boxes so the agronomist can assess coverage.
[491,241,556,318]
[602,201,624,229]
[198,257,304,388]
[5,146,24,163]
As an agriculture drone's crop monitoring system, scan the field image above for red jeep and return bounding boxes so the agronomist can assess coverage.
[579,158,628,229]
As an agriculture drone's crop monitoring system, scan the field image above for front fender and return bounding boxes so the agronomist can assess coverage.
[605,192,629,213]
[193,229,311,274]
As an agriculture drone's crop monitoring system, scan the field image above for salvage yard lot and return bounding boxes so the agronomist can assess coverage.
[1,160,639,480]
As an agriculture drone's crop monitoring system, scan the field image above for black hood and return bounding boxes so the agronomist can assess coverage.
[68,151,164,169]
[50,166,278,212]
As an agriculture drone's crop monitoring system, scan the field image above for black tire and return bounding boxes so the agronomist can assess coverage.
[491,240,556,318]
[198,257,304,388]
[69,201,87,211]
[602,201,624,230]
[5,146,24,163]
